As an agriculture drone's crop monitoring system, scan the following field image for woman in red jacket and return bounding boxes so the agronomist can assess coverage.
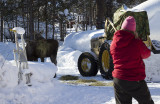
[110,16,154,104]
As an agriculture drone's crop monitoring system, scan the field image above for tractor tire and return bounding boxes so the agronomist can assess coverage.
[99,42,114,79]
[78,52,98,76]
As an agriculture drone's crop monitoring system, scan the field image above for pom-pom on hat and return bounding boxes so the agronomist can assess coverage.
[121,16,136,32]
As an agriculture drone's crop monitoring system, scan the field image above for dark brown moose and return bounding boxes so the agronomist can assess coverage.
[25,39,59,65]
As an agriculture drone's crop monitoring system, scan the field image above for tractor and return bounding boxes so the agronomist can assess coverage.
[77,6,160,79]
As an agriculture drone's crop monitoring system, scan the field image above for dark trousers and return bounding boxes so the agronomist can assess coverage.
[113,78,154,104]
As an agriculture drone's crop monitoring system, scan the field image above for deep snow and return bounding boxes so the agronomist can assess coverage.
[0,0,160,104]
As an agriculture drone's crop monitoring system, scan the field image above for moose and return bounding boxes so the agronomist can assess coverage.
[25,39,59,65]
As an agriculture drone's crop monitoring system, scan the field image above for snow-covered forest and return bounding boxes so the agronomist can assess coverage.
[0,0,146,41]
[1,0,160,104]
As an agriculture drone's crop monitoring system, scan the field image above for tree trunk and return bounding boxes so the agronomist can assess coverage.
[7,22,14,42]
[96,0,105,29]
[52,20,55,39]
[60,20,64,41]
[75,16,79,32]
[45,1,48,39]
[46,21,48,39]
[29,0,34,40]
[89,0,92,30]
[82,15,85,31]
[27,13,29,38]
[16,16,18,27]
[38,8,39,32]
[52,0,56,39]
[82,3,85,31]
[106,0,113,19]
[85,12,88,31]
[1,14,3,42]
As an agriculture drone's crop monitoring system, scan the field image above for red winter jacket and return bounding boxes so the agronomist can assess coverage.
[110,30,151,81]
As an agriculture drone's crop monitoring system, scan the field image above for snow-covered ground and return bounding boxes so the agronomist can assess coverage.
[0,0,160,104]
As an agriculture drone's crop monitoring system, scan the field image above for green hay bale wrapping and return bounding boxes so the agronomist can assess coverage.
[105,5,150,41]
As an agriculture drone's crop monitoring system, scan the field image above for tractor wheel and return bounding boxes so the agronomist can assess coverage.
[99,42,114,79]
[78,52,98,76]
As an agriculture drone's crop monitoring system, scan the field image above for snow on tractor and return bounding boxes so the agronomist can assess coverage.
[77,6,160,80]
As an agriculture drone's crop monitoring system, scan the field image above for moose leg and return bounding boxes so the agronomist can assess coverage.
[50,55,57,65]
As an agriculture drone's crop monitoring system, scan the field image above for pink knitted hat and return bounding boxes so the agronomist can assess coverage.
[121,16,136,32]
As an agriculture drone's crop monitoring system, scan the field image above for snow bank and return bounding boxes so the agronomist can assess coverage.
[57,47,81,75]
[10,61,57,84]
[0,59,57,88]
[57,29,105,75]
[27,62,57,83]
[63,29,105,52]
[0,42,57,87]
[0,55,18,88]
[144,53,160,82]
